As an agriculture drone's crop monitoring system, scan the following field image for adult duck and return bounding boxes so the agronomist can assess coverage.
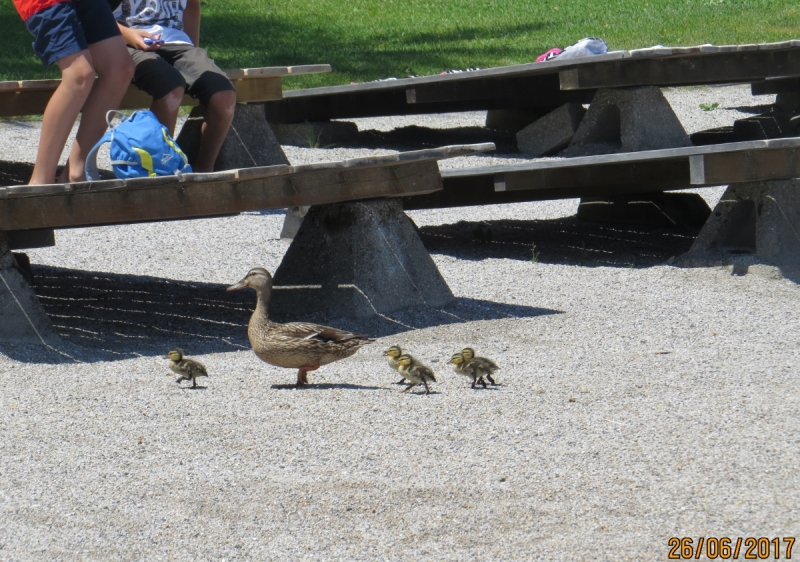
[227,267,373,386]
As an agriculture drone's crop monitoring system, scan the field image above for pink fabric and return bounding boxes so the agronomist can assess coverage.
[536,48,562,63]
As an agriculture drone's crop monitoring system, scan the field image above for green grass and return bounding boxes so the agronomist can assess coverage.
[1,0,798,88]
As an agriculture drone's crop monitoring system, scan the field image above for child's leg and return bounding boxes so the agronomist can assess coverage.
[29,51,95,185]
[62,35,134,182]
[169,46,237,172]
[150,86,186,137]
[195,89,237,173]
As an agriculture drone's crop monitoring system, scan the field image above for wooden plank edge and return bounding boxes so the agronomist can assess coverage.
[0,165,293,199]
[290,143,496,174]
[280,52,631,99]
[0,65,332,95]
[225,64,332,79]
[441,138,800,177]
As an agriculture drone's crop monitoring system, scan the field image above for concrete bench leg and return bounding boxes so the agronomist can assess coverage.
[176,103,304,239]
[0,234,60,344]
[560,86,695,225]
[563,86,691,156]
[269,199,455,319]
[672,179,800,280]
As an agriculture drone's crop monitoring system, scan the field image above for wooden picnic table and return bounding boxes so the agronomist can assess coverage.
[0,65,331,117]
[264,41,800,123]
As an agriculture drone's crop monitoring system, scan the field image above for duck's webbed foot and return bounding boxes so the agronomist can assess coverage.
[402,383,416,393]
[176,376,187,385]
[486,374,497,385]
[478,377,488,389]
[422,381,430,395]
[393,377,408,385]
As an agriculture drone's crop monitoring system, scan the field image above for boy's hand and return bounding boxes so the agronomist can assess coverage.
[119,26,162,51]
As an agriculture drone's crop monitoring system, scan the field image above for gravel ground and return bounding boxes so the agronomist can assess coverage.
[0,84,798,561]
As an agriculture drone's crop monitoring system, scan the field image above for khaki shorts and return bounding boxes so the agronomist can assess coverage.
[127,43,235,106]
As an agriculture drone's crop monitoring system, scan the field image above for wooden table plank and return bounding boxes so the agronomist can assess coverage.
[395,139,800,210]
[0,65,330,117]
[0,143,493,231]
[560,48,800,90]
[690,146,800,185]
[494,139,800,191]
[405,73,594,107]
[266,43,800,122]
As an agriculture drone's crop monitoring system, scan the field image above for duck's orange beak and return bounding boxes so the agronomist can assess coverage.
[226,279,247,291]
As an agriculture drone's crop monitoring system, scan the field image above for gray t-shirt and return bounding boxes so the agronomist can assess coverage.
[115,0,193,45]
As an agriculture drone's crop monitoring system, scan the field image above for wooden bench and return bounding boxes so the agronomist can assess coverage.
[0,144,492,232]
[0,65,331,117]
[263,42,800,123]
[401,138,800,209]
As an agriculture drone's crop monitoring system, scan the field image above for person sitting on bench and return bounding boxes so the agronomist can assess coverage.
[114,0,237,173]
[12,0,134,184]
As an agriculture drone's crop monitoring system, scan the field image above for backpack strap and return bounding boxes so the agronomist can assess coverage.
[84,129,113,182]
[84,110,128,182]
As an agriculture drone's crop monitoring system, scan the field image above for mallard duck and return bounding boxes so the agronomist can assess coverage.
[461,347,499,385]
[397,354,436,395]
[450,352,493,388]
[165,348,209,388]
[227,267,373,386]
[382,345,424,384]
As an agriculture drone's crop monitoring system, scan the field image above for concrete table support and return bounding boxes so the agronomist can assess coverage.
[674,179,800,280]
[0,233,60,345]
[560,86,697,225]
[270,199,455,319]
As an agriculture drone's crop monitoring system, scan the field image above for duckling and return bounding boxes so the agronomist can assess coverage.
[397,354,436,395]
[227,268,373,386]
[382,345,424,384]
[461,347,499,385]
[165,348,209,388]
[448,352,489,388]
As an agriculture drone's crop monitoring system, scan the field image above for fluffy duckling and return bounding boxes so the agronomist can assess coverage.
[449,352,489,388]
[382,345,424,384]
[166,348,209,388]
[227,268,373,386]
[461,347,499,385]
[397,354,436,395]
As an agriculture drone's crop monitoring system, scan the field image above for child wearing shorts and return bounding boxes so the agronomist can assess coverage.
[115,0,237,173]
[13,0,135,184]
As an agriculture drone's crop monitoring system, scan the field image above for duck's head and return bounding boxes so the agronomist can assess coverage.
[449,352,465,365]
[383,345,402,358]
[461,347,476,360]
[397,354,413,367]
[227,267,273,292]
[165,348,184,361]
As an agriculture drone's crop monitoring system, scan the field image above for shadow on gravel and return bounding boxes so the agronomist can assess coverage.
[270,383,385,391]
[419,216,701,268]
[724,104,775,115]
[0,265,560,364]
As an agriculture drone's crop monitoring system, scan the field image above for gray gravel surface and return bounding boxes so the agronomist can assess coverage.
[1,84,798,560]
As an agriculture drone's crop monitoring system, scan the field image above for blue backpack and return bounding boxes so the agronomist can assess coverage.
[85,110,192,181]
